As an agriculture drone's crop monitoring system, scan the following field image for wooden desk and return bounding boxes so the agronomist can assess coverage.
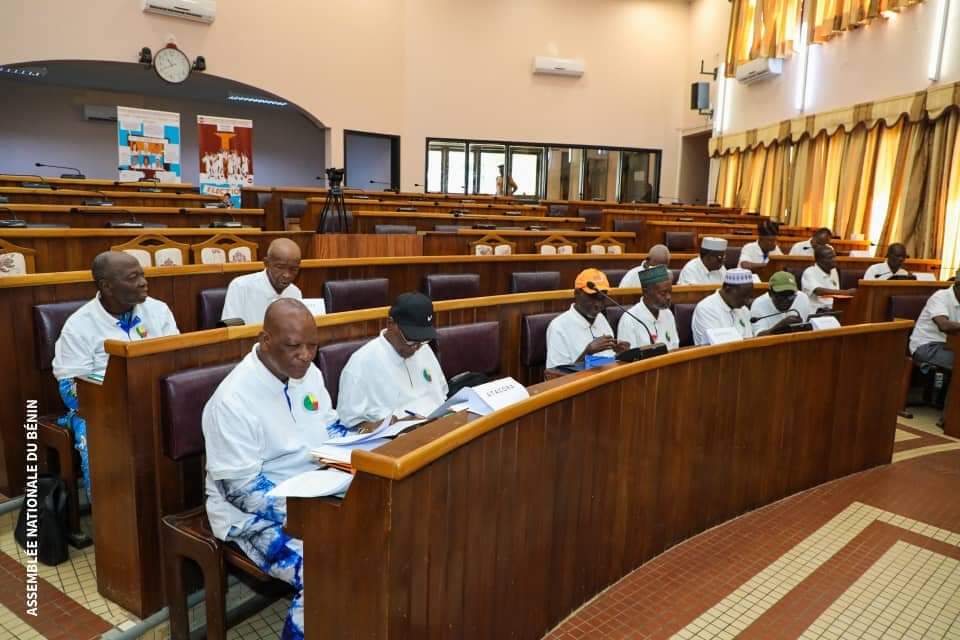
[715,234,872,256]
[285,321,911,639]
[0,174,195,193]
[544,200,745,215]
[421,229,639,255]
[842,280,950,325]
[599,208,769,232]
[0,228,313,273]
[760,256,941,283]
[0,186,220,208]
[337,199,547,215]
[78,284,722,615]
[0,253,676,498]
[0,204,264,230]
[942,335,960,438]
[349,211,586,234]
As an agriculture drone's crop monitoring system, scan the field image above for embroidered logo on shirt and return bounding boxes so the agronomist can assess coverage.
[135,325,148,338]
[303,393,319,411]
[423,369,432,382]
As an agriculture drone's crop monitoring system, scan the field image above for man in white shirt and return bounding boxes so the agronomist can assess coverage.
[739,221,783,271]
[546,268,629,369]
[617,265,679,351]
[749,271,813,334]
[678,237,727,285]
[789,227,833,256]
[802,245,856,310]
[221,238,303,325]
[52,251,180,502]
[337,292,448,431]
[620,244,671,289]
[864,243,911,280]
[909,277,960,370]
[691,268,754,345]
[204,298,342,640]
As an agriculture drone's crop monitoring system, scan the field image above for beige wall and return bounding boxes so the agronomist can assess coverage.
[1,0,696,194]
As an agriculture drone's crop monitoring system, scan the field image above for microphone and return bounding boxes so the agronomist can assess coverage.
[36,162,85,179]
[587,281,658,347]
[82,190,114,206]
[0,207,27,228]
[3,173,55,190]
[209,210,242,228]
[750,308,803,324]
[104,209,143,228]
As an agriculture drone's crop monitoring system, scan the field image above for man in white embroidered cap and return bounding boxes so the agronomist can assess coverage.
[678,236,728,285]
[337,292,448,433]
[691,267,755,345]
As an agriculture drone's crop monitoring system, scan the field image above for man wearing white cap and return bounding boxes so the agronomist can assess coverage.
[678,237,727,285]
[691,268,755,345]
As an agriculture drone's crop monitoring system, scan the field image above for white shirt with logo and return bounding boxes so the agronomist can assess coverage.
[749,291,813,333]
[864,262,909,280]
[221,269,303,325]
[545,304,617,369]
[789,238,815,255]
[52,294,179,380]
[909,288,960,354]
[203,345,338,540]
[801,265,841,309]
[619,261,652,289]
[691,291,753,345]
[738,241,782,268]
[617,301,679,351]
[678,257,726,286]
[336,330,448,427]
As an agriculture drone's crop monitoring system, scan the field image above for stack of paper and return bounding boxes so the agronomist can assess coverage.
[309,438,391,471]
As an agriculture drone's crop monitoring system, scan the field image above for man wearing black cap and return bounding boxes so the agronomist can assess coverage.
[337,292,448,432]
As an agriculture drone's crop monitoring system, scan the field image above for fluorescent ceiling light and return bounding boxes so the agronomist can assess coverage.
[0,66,47,78]
[929,0,952,81]
[227,94,288,107]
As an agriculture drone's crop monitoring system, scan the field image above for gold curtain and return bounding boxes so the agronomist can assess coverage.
[809,0,924,44]
[725,0,803,77]
[834,125,880,239]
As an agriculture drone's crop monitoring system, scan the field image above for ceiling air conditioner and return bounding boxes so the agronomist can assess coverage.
[83,105,118,123]
[142,0,216,24]
[735,57,783,85]
[532,56,585,78]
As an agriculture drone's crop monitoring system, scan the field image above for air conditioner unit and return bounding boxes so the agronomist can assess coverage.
[533,56,585,78]
[143,0,216,24]
[735,57,783,84]
[83,105,118,122]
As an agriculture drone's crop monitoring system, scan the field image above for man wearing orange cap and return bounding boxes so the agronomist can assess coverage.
[546,269,629,369]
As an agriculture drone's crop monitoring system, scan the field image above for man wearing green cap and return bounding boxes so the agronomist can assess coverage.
[617,265,679,351]
[749,271,812,334]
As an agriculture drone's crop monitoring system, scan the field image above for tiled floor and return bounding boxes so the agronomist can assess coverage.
[544,409,960,640]
[0,410,957,639]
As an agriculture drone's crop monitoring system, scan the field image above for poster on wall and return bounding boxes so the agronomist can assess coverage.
[116,106,181,183]
[197,115,254,207]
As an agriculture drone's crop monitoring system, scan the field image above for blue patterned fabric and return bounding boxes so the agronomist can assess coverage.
[57,378,91,500]
[221,474,304,639]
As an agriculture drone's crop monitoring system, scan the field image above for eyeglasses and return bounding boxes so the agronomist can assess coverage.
[398,326,429,348]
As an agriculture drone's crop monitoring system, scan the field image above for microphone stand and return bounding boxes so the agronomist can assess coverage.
[587,282,668,359]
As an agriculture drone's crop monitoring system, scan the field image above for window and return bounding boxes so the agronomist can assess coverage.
[425,138,661,201]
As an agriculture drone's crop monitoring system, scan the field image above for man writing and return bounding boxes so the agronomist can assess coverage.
[221,238,304,325]
[620,244,671,289]
[678,237,727,285]
[864,243,911,279]
[203,299,342,640]
[546,269,629,368]
[749,271,812,334]
[691,268,754,345]
[909,274,960,371]
[802,244,856,310]
[617,265,679,351]
[738,221,783,271]
[337,292,448,432]
[53,251,180,499]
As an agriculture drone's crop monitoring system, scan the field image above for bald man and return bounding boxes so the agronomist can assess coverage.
[221,238,303,325]
[53,251,179,500]
[620,244,671,289]
[204,299,343,640]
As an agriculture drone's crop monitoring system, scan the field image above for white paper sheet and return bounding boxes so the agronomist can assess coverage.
[310,438,391,464]
[302,298,327,316]
[267,469,353,498]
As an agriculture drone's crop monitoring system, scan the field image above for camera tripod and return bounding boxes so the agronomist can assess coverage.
[317,168,350,233]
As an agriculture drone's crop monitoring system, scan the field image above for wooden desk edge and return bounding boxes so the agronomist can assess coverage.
[352,320,915,480]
